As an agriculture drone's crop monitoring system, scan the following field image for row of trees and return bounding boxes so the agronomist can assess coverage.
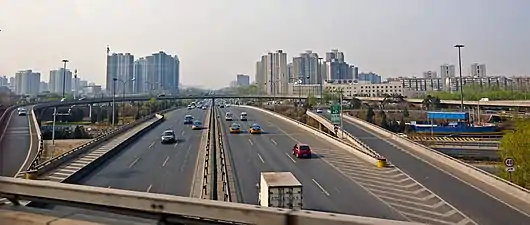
[428,85,530,101]
[42,125,91,140]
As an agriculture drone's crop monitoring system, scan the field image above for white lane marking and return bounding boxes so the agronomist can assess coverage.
[285,152,296,163]
[107,186,112,188]
[146,184,153,193]
[128,158,139,168]
[312,179,330,196]
[174,142,179,148]
[181,131,185,135]
[148,141,155,148]
[162,156,170,167]
[270,138,277,145]
[248,139,254,146]
[257,153,265,163]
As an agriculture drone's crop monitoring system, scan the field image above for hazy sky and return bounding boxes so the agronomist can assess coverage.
[1,0,529,89]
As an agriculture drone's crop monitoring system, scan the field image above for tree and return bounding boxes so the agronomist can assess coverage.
[403,107,410,118]
[366,107,375,123]
[380,112,389,129]
[399,116,406,132]
[498,119,530,188]
[350,97,362,109]
[306,94,317,108]
[73,126,83,139]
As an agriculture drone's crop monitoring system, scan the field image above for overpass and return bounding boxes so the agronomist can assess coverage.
[1,95,530,224]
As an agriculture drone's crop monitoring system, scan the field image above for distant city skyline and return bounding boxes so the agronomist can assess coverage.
[1,1,529,88]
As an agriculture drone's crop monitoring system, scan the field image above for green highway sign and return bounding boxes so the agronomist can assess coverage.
[331,104,340,114]
[331,114,341,125]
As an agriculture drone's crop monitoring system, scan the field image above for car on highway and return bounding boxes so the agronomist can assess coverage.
[187,105,193,110]
[201,106,207,110]
[192,120,203,130]
[249,124,262,134]
[316,108,323,113]
[184,115,194,124]
[18,109,27,116]
[161,130,177,144]
[292,143,312,158]
[229,123,242,133]
[225,112,233,121]
[240,112,248,121]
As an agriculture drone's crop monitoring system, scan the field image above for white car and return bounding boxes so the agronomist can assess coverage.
[18,109,27,116]
[240,112,248,121]
[316,108,323,113]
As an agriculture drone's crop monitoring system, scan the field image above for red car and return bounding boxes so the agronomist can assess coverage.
[292,144,312,158]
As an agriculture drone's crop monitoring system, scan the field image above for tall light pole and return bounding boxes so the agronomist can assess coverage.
[114,78,135,124]
[112,78,117,126]
[454,44,465,111]
[318,57,324,105]
[73,69,78,99]
[61,59,69,99]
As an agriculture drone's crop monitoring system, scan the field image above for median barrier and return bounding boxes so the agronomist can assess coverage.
[237,105,379,165]
[342,113,530,204]
[30,108,176,178]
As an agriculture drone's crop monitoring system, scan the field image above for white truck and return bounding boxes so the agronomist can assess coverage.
[258,172,303,209]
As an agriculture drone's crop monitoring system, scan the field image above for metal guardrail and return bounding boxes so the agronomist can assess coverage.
[26,107,177,177]
[201,108,214,200]
[215,109,232,202]
[418,141,500,148]
[0,177,421,225]
[306,110,383,159]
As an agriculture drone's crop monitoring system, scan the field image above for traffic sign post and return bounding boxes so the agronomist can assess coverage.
[330,104,341,125]
[504,157,515,182]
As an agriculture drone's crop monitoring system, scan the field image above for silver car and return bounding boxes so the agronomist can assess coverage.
[161,130,176,144]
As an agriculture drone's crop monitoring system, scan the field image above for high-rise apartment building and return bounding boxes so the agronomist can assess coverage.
[326,49,344,62]
[440,64,456,79]
[292,50,319,84]
[49,68,72,95]
[255,55,267,90]
[0,76,8,87]
[423,71,437,78]
[143,51,180,95]
[358,72,382,84]
[470,63,487,77]
[265,50,288,94]
[236,74,250,87]
[106,53,134,94]
[133,57,148,94]
[15,70,40,95]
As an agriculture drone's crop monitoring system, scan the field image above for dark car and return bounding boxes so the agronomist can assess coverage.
[184,115,194,124]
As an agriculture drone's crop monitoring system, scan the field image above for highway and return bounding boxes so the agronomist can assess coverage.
[74,108,207,196]
[320,111,530,224]
[0,107,36,177]
[44,108,209,222]
[217,106,407,220]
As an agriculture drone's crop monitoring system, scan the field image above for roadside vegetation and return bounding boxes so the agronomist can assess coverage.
[498,119,530,188]
[428,85,530,101]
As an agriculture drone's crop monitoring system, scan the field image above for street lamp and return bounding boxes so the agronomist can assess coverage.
[454,44,465,111]
[114,78,136,124]
[112,78,117,126]
[61,59,69,99]
[318,57,324,105]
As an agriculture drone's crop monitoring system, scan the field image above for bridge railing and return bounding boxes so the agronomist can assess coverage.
[0,177,421,225]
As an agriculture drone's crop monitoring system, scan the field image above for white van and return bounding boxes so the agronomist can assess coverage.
[240,112,248,121]
[225,112,233,121]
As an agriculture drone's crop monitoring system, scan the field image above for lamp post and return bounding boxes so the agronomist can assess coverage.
[454,44,465,111]
[114,78,135,124]
[112,78,117,126]
[318,57,324,105]
[61,59,69,99]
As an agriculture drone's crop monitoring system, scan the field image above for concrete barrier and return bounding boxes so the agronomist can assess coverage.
[342,113,530,203]
[32,108,176,177]
[306,111,383,159]
[237,105,378,165]
[0,177,422,225]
